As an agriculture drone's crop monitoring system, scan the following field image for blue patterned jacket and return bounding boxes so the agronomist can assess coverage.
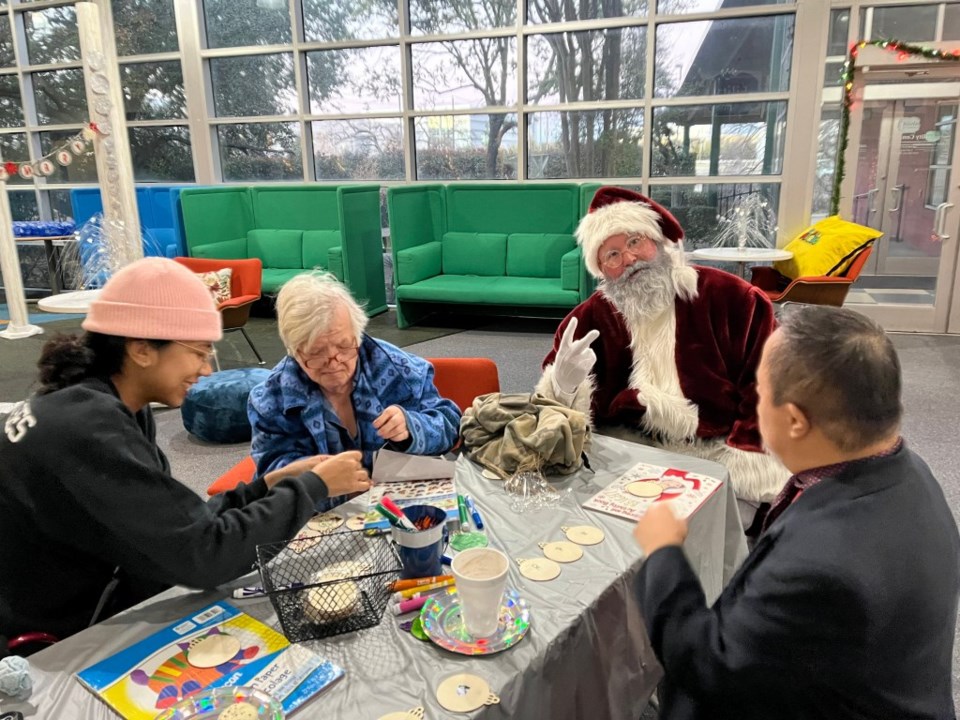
[248,336,461,510]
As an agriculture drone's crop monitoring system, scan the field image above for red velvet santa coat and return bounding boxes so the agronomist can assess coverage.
[539,266,787,503]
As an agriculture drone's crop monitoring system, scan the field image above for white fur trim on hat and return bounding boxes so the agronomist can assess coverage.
[577,202,667,279]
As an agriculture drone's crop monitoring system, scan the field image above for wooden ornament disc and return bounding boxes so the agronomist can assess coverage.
[219,703,259,720]
[481,468,501,480]
[187,633,241,668]
[436,674,500,713]
[563,525,605,546]
[377,708,424,720]
[308,513,345,533]
[304,581,359,624]
[517,557,561,581]
[346,514,366,531]
[540,540,584,563]
[626,481,663,499]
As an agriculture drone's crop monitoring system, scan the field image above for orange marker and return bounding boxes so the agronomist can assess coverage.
[393,578,456,600]
[390,574,453,592]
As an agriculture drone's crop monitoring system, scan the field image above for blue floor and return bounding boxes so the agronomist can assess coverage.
[0,303,79,325]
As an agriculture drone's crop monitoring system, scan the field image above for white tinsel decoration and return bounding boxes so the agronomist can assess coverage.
[74,213,162,289]
[711,193,778,250]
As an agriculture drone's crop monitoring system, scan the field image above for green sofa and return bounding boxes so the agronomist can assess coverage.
[387,183,598,328]
[180,184,386,315]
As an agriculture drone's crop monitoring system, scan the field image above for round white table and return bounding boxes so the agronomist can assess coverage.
[37,288,101,314]
[691,247,793,278]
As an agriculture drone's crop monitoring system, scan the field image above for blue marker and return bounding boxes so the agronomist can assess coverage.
[464,494,484,530]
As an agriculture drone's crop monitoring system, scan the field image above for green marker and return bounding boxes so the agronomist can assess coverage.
[457,494,469,527]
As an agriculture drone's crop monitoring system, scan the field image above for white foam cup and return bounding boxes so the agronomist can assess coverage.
[450,547,509,637]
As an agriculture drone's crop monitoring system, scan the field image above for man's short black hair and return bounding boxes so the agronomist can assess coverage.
[766,305,902,452]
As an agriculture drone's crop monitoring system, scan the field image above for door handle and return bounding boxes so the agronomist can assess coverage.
[866,188,879,223]
[934,202,954,242]
[888,185,903,213]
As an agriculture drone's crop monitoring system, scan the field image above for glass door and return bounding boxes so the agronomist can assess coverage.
[843,61,960,333]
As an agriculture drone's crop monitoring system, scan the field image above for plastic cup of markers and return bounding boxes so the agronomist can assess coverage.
[391,505,449,579]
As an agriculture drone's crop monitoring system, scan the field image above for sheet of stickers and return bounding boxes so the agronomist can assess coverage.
[582,462,722,523]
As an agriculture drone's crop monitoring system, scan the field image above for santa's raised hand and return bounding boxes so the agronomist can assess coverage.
[551,317,601,400]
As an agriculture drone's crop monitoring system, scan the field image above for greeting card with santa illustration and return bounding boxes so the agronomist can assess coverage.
[583,462,722,523]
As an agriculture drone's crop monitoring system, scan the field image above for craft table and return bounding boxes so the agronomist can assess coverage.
[36,288,100,314]
[691,246,793,279]
[12,221,77,295]
[0,435,748,720]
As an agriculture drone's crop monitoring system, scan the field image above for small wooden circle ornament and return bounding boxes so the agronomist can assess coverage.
[219,702,259,720]
[307,513,344,533]
[377,707,424,720]
[539,540,584,563]
[561,525,605,546]
[186,634,241,668]
[436,674,500,713]
[626,481,663,499]
[346,514,366,531]
[517,557,561,581]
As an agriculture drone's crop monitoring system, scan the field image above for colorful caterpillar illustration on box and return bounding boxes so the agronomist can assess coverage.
[130,628,259,709]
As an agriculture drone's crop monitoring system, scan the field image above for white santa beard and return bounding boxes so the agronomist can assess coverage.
[600,250,677,325]
[600,253,701,442]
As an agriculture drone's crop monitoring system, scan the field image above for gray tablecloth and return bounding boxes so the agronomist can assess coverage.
[1,434,747,720]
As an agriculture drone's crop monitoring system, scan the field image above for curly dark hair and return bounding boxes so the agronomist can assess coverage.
[36,332,169,395]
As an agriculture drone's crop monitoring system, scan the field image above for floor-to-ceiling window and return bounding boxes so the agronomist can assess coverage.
[0,0,801,252]
[0,2,951,238]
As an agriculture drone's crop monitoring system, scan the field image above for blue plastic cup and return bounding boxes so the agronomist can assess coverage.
[391,505,449,579]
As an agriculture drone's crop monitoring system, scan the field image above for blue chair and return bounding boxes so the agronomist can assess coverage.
[69,186,192,259]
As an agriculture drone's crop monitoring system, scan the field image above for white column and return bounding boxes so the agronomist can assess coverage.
[0,181,42,340]
[76,1,142,271]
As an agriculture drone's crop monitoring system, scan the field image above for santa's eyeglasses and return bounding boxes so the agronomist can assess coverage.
[600,234,647,269]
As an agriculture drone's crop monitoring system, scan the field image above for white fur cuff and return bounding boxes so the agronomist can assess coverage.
[536,364,595,424]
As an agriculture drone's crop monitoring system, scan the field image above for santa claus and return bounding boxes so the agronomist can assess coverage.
[535,186,788,530]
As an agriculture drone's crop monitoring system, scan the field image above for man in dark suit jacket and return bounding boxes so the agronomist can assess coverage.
[634,305,960,720]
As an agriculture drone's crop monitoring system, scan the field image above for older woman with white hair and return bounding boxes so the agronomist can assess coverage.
[248,272,461,511]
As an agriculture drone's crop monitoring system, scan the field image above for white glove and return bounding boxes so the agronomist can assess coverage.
[551,317,600,397]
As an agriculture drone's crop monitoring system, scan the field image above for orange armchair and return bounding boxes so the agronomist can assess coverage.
[175,256,265,365]
[750,244,874,307]
[427,357,501,413]
[205,356,501,496]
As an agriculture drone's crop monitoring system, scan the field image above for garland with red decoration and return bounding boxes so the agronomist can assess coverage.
[0,122,102,182]
[830,39,960,216]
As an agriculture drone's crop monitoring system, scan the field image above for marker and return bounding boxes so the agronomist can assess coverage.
[392,577,455,601]
[391,595,430,615]
[464,494,484,530]
[381,496,417,531]
[457,495,469,527]
[441,555,453,566]
[232,582,303,599]
[390,574,453,592]
[391,587,457,615]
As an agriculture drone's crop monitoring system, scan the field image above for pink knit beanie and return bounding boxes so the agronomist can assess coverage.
[83,257,222,342]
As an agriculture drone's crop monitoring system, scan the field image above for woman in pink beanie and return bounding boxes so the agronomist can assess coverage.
[0,257,371,646]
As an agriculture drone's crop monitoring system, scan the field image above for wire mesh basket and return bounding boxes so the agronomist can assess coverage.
[256,528,402,643]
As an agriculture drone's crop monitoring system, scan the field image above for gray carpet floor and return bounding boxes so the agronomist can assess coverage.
[2,309,959,713]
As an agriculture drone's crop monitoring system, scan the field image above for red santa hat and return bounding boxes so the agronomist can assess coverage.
[576,186,685,278]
